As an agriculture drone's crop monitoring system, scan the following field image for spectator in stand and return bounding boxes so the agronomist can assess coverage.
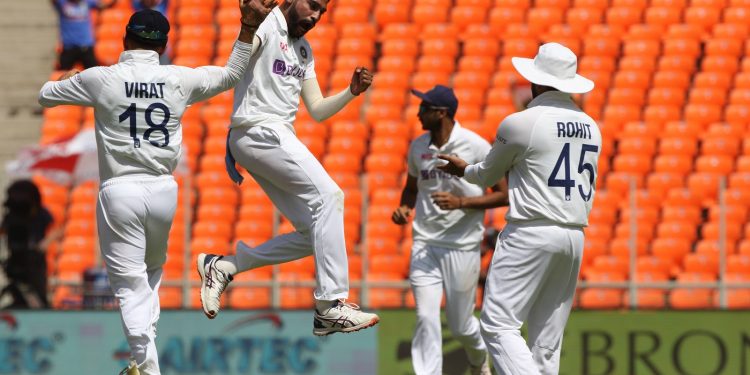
[51,0,117,70]
[132,0,167,15]
[0,180,63,309]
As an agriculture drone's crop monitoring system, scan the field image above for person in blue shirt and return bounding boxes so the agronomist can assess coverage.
[132,0,168,15]
[50,0,117,70]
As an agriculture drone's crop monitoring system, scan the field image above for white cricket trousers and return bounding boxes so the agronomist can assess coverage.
[228,125,348,300]
[480,222,583,375]
[96,175,177,375]
[409,241,487,375]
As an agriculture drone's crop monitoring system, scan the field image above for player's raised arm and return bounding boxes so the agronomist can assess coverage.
[300,66,373,122]
[185,0,274,103]
[38,68,100,108]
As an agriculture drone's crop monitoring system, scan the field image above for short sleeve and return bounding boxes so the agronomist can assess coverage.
[407,143,419,177]
[254,20,272,46]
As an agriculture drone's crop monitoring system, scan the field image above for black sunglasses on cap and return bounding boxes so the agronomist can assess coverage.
[126,24,168,42]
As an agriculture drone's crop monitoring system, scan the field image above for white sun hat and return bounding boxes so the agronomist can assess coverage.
[511,43,594,94]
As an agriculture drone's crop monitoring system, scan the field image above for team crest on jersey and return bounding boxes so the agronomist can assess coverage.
[300,46,307,59]
[279,41,289,52]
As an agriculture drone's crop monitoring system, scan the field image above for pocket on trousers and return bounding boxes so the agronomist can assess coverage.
[247,126,281,148]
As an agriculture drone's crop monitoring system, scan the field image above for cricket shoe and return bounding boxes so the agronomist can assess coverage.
[118,359,139,375]
[313,300,380,336]
[470,353,492,375]
[197,253,232,319]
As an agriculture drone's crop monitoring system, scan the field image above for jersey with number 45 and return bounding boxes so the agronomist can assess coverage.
[38,45,251,182]
[464,91,602,227]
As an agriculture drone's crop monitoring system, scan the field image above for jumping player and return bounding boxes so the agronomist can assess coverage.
[392,85,508,375]
[438,43,601,374]
[37,2,274,373]
[196,0,380,336]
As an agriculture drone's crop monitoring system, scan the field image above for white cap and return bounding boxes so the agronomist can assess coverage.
[511,43,594,94]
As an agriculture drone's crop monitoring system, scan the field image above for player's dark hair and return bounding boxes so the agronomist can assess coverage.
[124,34,166,52]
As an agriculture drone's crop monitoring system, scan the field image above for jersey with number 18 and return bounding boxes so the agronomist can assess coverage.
[38,44,252,182]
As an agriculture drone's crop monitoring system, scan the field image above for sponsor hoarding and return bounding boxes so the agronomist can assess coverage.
[0,311,376,375]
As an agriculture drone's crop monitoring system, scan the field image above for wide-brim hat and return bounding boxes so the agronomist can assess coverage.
[511,43,594,94]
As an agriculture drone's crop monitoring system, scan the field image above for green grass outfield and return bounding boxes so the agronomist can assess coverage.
[378,310,750,375]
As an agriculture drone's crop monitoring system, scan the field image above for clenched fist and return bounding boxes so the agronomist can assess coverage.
[350,67,373,96]
[391,205,411,225]
[240,0,275,28]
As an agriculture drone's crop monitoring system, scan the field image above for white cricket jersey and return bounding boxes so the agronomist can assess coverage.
[408,123,492,251]
[38,42,252,182]
[464,91,602,227]
[230,7,316,132]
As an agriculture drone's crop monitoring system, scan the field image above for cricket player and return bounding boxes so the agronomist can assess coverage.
[197,0,380,336]
[438,43,601,374]
[392,85,508,375]
[38,2,274,373]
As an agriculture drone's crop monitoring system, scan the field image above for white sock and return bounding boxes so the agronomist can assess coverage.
[315,299,336,314]
[216,256,238,276]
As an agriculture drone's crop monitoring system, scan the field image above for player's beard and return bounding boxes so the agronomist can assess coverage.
[288,4,314,38]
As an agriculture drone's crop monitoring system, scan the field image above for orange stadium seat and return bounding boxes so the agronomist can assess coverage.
[421,38,460,58]
[374,3,410,26]
[606,7,643,29]
[727,255,750,275]
[579,288,624,309]
[412,5,450,25]
[656,221,698,243]
[450,6,487,31]
[612,154,652,175]
[63,219,96,238]
[332,6,369,26]
[193,221,233,240]
[496,0,532,8]
[684,7,722,32]
[488,8,526,34]
[647,173,685,198]
[609,238,650,257]
[623,40,661,57]
[644,247,681,274]
[583,239,609,266]
[663,38,701,58]
[365,154,404,174]
[664,188,703,208]
[637,256,673,276]
[683,253,720,276]
[566,9,603,34]
[329,136,367,157]
[527,8,565,33]
[417,23,458,41]
[646,7,683,29]
[670,272,716,309]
